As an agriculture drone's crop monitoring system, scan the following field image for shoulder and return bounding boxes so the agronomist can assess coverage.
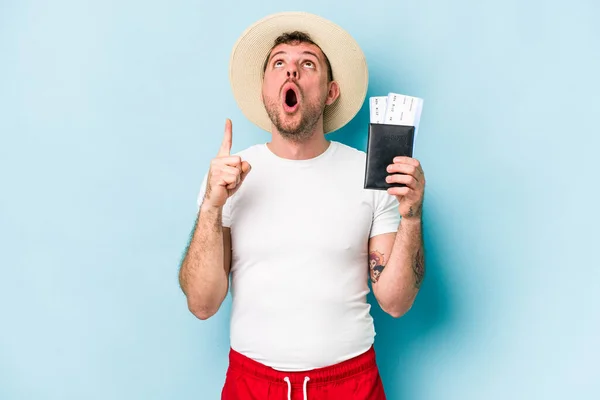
[329,141,366,163]
[331,141,366,159]
[328,141,367,172]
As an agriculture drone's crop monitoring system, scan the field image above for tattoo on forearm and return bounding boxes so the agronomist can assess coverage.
[369,250,386,283]
[413,247,425,288]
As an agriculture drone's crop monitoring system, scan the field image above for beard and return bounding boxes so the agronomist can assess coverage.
[263,85,327,143]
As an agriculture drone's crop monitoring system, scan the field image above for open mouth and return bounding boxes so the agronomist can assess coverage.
[282,84,300,112]
[285,89,298,107]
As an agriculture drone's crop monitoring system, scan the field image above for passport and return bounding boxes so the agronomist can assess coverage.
[364,93,424,190]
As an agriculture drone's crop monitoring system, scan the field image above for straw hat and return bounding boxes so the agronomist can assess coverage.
[229,11,369,134]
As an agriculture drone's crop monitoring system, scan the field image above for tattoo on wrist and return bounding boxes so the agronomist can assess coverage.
[406,203,422,219]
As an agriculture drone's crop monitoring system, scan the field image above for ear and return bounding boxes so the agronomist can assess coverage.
[325,81,340,106]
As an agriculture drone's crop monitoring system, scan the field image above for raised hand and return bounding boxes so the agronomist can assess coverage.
[386,156,425,220]
[203,119,251,208]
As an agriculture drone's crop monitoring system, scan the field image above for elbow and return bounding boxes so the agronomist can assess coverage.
[384,305,410,319]
[191,308,216,320]
[381,296,416,319]
[180,279,227,321]
[386,307,409,319]
[187,298,219,320]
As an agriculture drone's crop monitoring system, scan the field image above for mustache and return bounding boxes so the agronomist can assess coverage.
[280,79,303,97]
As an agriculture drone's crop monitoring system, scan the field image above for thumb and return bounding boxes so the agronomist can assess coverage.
[217,119,232,156]
[240,161,251,179]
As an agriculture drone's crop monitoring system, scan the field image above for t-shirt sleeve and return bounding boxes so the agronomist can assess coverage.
[195,172,232,228]
[370,190,401,238]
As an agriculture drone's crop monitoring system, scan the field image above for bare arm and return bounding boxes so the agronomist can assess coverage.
[178,204,231,320]
[178,119,250,320]
[369,155,426,318]
[369,217,425,318]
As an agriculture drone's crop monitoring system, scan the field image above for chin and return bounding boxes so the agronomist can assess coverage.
[269,104,293,124]
[279,113,302,129]
[264,98,320,141]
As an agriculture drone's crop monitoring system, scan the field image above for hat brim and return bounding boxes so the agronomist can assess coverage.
[229,11,369,134]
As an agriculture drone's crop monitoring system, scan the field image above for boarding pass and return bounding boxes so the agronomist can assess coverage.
[369,92,424,133]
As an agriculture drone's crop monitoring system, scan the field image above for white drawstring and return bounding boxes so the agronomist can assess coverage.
[283,376,310,400]
[284,377,291,400]
[303,376,310,399]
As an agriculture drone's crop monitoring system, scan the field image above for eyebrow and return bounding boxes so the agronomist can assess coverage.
[301,51,320,60]
[268,50,321,63]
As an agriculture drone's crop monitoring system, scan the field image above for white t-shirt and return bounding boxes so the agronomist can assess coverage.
[196,140,400,371]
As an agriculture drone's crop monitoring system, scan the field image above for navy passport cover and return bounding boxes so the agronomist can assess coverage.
[364,123,415,190]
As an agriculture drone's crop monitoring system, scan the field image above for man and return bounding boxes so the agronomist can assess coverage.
[179,11,426,400]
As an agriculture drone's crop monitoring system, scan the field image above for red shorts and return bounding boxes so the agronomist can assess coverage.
[221,346,386,400]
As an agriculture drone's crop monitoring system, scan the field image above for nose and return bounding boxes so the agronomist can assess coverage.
[286,65,298,79]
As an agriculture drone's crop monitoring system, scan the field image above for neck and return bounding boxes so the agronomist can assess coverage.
[267,126,330,160]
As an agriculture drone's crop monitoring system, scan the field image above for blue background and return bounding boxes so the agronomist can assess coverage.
[1,0,599,399]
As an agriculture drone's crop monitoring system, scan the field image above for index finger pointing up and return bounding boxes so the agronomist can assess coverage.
[218,119,233,156]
